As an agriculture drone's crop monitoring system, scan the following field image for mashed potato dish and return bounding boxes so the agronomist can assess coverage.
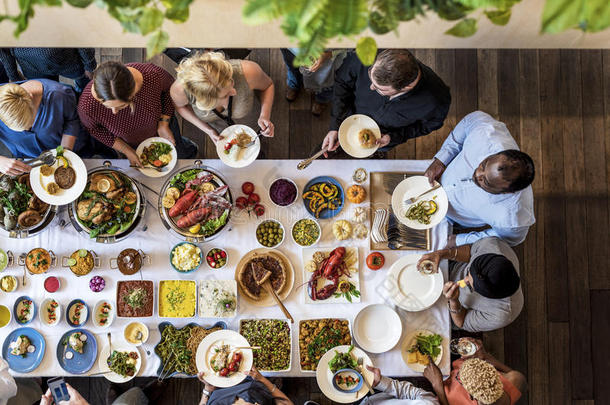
[171,243,201,272]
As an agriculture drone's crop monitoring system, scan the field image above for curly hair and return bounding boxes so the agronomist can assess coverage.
[459,358,504,404]
[496,149,535,192]
[0,83,35,131]
[176,51,234,111]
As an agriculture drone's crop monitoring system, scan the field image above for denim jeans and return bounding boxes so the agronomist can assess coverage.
[169,115,198,159]
[280,48,332,103]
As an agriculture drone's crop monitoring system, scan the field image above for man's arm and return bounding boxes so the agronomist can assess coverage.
[77,48,97,73]
[329,53,358,131]
[387,103,448,147]
[376,376,440,403]
[455,225,530,247]
[0,48,21,81]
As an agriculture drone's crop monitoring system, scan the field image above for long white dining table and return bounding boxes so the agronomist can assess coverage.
[0,158,451,378]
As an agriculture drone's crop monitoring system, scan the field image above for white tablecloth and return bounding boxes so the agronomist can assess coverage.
[0,159,450,378]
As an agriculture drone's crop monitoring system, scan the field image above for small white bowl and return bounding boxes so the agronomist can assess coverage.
[268,177,299,208]
[124,321,149,346]
[92,300,115,329]
[255,219,285,249]
[205,248,228,270]
[39,298,61,327]
[291,218,322,247]
[0,304,11,328]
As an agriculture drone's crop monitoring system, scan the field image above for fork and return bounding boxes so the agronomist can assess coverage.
[357,357,375,395]
[371,209,389,243]
[404,183,441,205]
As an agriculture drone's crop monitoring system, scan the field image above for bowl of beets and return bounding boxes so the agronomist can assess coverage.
[205,248,227,269]
[235,181,265,217]
[268,177,298,207]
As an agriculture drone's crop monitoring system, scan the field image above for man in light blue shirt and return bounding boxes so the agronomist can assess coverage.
[424,111,535,247]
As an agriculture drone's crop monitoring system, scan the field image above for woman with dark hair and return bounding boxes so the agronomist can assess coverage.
[417,236,523,332]
[78,61,197,166]
[198,368,293,405]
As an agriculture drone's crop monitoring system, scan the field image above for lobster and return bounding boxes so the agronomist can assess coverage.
[176,206,212,228]
[169,189,198,218]
[173,185,232,228]
[307,247,350,300]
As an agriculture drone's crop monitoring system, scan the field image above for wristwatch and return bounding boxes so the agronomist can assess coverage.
[202,389,211,397]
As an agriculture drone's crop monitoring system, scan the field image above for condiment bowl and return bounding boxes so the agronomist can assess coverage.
[66,299,89,327]
[255,219,285,249]
[124,321,149,346]
[170,242,203,273]
[39,298,61,326]
[332,368,364,393]
[0,304,11,328]
[0,275,17,292]
[92,300,115,329]
[268,177,299,208]
[13,295,36,325]
[205,248,228,270]
[291,218,322,247]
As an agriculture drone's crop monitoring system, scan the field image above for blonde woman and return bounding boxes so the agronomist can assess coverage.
[0,80,90,176]
[171,52,275,142]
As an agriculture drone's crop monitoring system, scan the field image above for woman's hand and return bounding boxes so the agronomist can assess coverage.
[443,281,460,301]
[322,131,339,157]
[307,51,332,73]
[0,156,31,176]
[197,372,217,393]
[206,128,223,143]
[258,117,275,137]
[423,357,443,386]
[375,134,390,148]
[124,148,143,168]
[41,384,90,405]
[365,365,382,388]
[157,121,176,145]
[247,366,264,382]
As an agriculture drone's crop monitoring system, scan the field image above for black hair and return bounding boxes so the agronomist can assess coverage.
[496,149,535,192]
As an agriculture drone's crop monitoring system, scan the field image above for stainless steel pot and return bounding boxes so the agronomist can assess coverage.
[68,161,147,244]
[157,160,233,242]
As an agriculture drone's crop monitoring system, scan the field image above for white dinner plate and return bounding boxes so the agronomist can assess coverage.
[353,304,402,354]
[400,329,444,373]
[338,114,381,158]
[315,345,374,403]
[135,137,177,178]
[30,149,87,206]
[385,254,444,312]
[216,125,260,168]
[98,343,142,382]
[391,176,448,230]
[196,329,253,388]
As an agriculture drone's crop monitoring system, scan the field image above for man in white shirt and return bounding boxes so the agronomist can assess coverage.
[425,111,535,247]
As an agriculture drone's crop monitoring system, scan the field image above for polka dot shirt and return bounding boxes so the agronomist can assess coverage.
[77,63,175,148]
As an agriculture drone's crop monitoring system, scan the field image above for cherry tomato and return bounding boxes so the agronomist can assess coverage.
[229,362,237,372]
[366,252,385,270]
[253,204,265,217]
[233,352,242,361]
[153,160,164,167]
[219,368,229,376]
[248,193,260,205]
[235,196,248,209]
[241,182,255,195]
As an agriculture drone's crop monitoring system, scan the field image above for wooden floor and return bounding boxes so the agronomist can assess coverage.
[27,48,610,405]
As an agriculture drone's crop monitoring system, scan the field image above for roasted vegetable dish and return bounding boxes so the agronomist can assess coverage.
[240,319,291,371]
[76,171,138,238]
[140,142,173,167]
[303,181,342,218]
[328,345,357,373]
[407,333,443,365]
[299,318,351,371]
[107,350,139,377]
[0,174,49,231]
[405,199,438,225]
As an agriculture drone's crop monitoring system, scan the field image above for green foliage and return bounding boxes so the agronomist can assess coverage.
[445,17,478,36]
[356,36,377,66]
[541,0,610,33]
[485,9,511,25]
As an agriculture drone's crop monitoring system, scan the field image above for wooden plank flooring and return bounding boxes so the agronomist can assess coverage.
[29,48,610,405]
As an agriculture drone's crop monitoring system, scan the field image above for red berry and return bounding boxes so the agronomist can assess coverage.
[248,193,260,205]
[220,251,226,258]
[235,196,248,209]
[253,204,265,217]
[210,261,216,267]
[241,182,255,195]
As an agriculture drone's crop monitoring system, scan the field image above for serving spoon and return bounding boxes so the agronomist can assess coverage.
[297,147,328,170]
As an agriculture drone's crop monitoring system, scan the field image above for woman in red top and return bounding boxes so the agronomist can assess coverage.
[423,338,526,405]
[78,61,197,165]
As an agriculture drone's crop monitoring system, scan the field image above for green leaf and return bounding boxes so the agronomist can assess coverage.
[242,0,302,24]
[437,1,470,21]
[455,0,520,9]
[356,36,377,66]
[65,0,93,8]
[138,7,163,35]
[582,0,610,32]
[146,29,168,58]
[445,18,478,37]
[541,0,610,33]
[485,9,511,25]
[166,6,188,22]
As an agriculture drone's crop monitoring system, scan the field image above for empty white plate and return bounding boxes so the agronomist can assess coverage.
[385,254,444,312]
[353,304,402,353]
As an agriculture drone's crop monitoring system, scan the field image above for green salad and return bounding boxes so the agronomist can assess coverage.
[328,345,358,373]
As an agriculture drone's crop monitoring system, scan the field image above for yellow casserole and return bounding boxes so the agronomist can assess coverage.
[159,280,196,318]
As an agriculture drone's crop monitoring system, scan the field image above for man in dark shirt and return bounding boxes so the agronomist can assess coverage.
[322,49,451,155]
[0,48,97,92]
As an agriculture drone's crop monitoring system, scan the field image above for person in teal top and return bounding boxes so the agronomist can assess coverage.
[0,79,92,175]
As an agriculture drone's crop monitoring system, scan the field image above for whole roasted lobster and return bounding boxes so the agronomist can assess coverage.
[307,247,350,300]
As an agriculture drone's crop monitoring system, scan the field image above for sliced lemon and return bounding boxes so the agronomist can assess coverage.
[124,192,137,205]
[189,223,201,234]
[57,156,69,168]
[425,200,438,215]
[338,280,351,293]
[97,178,111,193]
[162,195,176,209]
[166,187,180,200]
[67,258,77,266]
[78,249,88,258]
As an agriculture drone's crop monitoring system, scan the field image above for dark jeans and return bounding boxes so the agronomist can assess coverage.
[169,115,198,159]
[19,68,89,93]
[280,48,332,103]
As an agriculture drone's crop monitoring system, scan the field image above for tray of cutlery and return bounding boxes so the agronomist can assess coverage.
[369,172,430,251]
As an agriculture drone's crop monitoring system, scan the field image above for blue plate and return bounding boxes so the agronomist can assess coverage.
[66,299,89,327]
[154,321,227,377]
[302,176,344,219]
[13,296,36,325]
[332,368,364,393]
[1,327,45,373]
[56,329,97,374]
[169,242,203,273]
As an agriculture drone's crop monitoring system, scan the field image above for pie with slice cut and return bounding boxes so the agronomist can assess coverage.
[238,252,287,301]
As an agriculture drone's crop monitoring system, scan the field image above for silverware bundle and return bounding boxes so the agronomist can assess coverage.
[387,209,428,250]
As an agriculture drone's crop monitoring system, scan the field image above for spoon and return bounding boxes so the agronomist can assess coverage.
[106,332,112,361]
[135,331,151,356]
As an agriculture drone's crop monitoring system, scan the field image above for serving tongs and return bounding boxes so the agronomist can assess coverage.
[22,151,56,168]
[130,164,168,173]
[158,353,177,381]
[297,147,329,170]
